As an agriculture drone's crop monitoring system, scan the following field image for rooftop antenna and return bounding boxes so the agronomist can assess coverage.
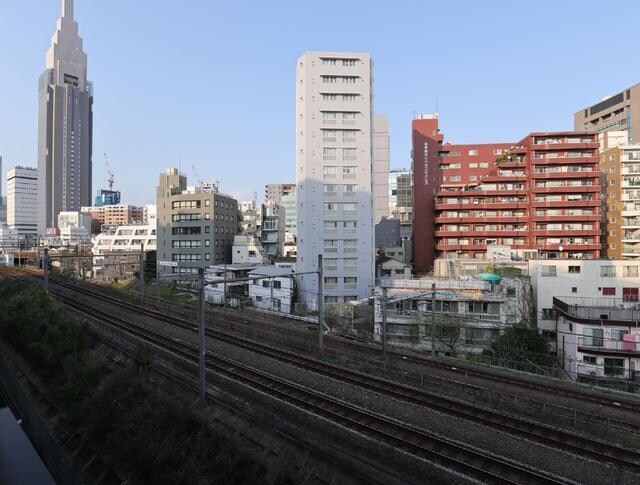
[192,164,203,188]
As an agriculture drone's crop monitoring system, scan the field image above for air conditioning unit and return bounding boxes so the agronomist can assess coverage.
[635,303,640,310]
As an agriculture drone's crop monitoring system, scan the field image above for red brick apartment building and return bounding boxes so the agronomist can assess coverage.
[412,114,602,273]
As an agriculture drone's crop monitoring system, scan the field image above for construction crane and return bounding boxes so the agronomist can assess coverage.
[103,153,115,190]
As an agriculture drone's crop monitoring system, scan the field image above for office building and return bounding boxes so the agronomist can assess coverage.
[156,168,238,276]
[296,51,375,305]
[81,204,144,234]
[265,183,295,204]
[58,211,92,244]
[574,82,640,143]
[94,189,121,207]
[388,169,413,239]
[38,0,93,233]
[373,114,390,223]
[412,114,601,272]
[7,167,38,238]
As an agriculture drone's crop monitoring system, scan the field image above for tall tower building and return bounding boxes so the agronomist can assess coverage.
[7,167,38,238]
[38,0,93,234]
[0,156,6,223]
[296,52,375,305]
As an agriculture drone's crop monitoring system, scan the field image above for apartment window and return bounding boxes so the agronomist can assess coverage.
[602,287,616,296]
[506,287,516,297]
[205,226,210,234]
[469,163,478,168]
[322,112,337,121]
[344,277,357,285]
[172,200,201,209]
[322,58,337,66]
[324,203,337,212]
[541,265,557,276]
[623,288,639,303]
[322,76,337,83]
[324,221,338,229]
[623,266,639,277]
[205,240,210,247]
[205,253,210,261]
[479,162,489,168]
[468,149,479,156]
[323,184,337,194]
[610,230,616,236]
[343,166,357,175]
[322,94,337,101]
[610,179,616,185]
[610,243,617,249]
[342,112,357,121]
[323,165,337,175]
[344,184,357,193]
[323,147,337,160]
[324,239,338,248]
[172,240,202,248]
[324,276,338,285]
[601,265,616,277]
[343,221,357,229]
[323,129,338,140]
[205,199,210,207]
[571,287,578,293]
[172,226,201,235]
[583,356,596,364]
[449,175,461,182]
[469,176,478,181]
[342,59,356,67]
[610,217,616,223]
[342,94,357,101]
[342,203,357,212]
[604,358,625,377]
[568,265,581,274]
[493,149,503,155]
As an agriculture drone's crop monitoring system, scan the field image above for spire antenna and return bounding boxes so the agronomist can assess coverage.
[62,0,74,19]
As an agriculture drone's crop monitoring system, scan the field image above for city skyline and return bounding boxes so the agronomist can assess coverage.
[1,0,640,205]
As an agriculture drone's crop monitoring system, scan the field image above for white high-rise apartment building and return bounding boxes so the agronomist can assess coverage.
[296,52,375,305]
[7,167,38,238]
[373,114,390,223]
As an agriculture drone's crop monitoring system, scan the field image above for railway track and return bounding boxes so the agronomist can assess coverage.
[51,289,572,485]
[6,268,639,471]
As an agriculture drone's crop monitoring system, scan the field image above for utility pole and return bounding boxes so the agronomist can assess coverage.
[223,263,227,309]
[197,267,206,407]
[43,248,49,293]
[381,286,388,368]
[317,254,324,356]
[431,282,436,357]
[139,244,145,301]
[270,276,274,311]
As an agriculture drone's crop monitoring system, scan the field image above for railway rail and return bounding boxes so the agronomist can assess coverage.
[51,289,573,485]
[3,267,639,472]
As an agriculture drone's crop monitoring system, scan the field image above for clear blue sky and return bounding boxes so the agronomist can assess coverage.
[1,0,639,205]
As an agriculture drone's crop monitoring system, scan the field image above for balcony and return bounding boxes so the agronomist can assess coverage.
[532,215,598,222]
[531,171,600,179]
[532,229,600,237]
[578,336,640,355]
[532,185,600,194]
[532,200,599,208]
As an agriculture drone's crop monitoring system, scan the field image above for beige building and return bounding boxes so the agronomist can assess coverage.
[265,183,295,204]
[574,82,640,143]
[82,204,144,234]
[600,136,640,259]
[156,168,238,276]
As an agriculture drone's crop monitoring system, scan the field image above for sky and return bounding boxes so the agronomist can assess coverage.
[1,0,639,206]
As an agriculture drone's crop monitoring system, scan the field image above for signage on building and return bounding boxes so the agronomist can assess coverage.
[158,260,178,267]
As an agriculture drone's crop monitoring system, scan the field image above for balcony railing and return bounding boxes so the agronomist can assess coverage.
[578,336,640,353]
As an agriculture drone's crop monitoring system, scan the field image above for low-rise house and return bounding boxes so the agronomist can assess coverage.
[374,275,531,355]
[248,265,296,313]
[554,296,640,391]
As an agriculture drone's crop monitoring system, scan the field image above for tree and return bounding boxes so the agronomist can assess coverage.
[492,327,554,371]
[435,314,464,357]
